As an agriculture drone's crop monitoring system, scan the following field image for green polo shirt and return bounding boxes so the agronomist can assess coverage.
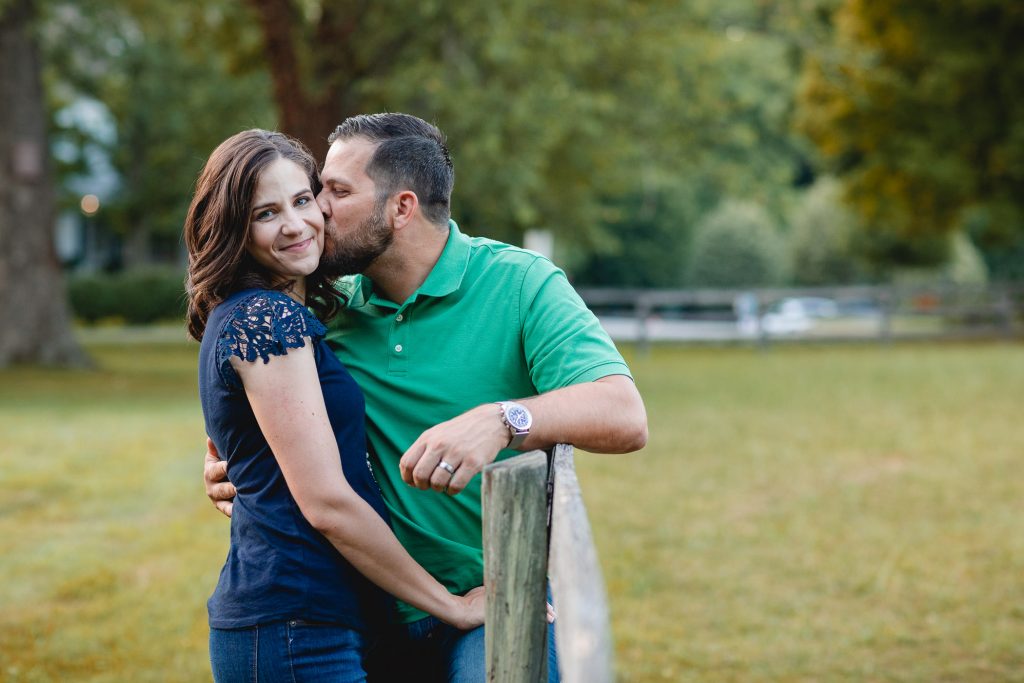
[325,221,631,622]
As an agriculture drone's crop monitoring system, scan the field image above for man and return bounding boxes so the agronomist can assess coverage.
[205,113,647,681]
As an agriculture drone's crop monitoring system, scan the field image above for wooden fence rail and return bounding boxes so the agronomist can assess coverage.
[482,445,614,683]
[576,283,1024,350]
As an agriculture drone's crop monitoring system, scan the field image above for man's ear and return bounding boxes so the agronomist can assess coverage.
[392,190,419,230]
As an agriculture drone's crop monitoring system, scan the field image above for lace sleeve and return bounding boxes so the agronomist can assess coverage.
[216,291,327,391]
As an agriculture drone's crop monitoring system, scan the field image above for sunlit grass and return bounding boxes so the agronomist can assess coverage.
[1,334,1022,681]
[0,340,215,683]
[587,342,1024,682]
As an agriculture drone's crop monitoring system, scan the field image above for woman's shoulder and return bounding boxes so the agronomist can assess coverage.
[218,289,327,356]
[209,288,327,389]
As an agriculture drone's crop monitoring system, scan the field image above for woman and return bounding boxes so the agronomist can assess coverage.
[184,129,484,682]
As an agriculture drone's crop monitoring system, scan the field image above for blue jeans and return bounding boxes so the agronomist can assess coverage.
[366,590,560,683]
[210,620,367,683]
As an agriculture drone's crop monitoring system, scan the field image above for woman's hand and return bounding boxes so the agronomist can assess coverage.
[444,585,486,631]
[441,586,556,631]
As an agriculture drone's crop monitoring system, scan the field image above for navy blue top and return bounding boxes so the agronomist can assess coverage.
[198,288,391,631]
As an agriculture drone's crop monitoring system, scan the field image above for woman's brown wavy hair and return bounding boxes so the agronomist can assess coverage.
[184,129,342,341]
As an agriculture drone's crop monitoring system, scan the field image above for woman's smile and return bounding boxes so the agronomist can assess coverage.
[281,237,314,253]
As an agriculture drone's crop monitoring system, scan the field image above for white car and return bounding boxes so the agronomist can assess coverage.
[761,297,839,335]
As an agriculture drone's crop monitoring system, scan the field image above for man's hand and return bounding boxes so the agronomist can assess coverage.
[204,437,236,518]
[399,404,509,496]
[399,376,647,497]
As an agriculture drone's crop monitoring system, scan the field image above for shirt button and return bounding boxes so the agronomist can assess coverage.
[395,313,404,322]
[395,344,403,353]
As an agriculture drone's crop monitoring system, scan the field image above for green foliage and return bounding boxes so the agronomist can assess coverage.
[571,189,694,288]
[791,180,995,283]
[41,0,821,263]
[355,0,714,245]
[796,0,1024,243]
[963,202,1024,282]
[852,229,954,281]
[888,232,990,288]
[976,236,1024,283]
[41,0,1021,281]
[789,176,864,285]
[687,200,789,287]
[43,0,275,251]
[68,268,186,324]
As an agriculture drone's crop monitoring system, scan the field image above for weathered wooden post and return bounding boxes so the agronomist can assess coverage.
[548,444,615,683]
[998,286,1015,337]
[755,290,770,350]
[878,288,893,342]
[482,451,550,683]
[635,294,652,356]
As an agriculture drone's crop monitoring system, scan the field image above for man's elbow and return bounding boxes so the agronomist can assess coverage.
[605,379,648,452]
[619,414,648,452]
[608,397,648,452]
[632,418,649,451]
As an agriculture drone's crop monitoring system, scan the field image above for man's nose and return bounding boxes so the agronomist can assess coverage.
[316,190,331,216]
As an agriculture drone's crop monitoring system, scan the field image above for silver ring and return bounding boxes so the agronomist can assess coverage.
[437,460,456,475]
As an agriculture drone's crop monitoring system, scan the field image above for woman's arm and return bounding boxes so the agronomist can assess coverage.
[231,341,484,630]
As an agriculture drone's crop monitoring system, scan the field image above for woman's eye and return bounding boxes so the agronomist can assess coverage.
[296,196,310,207]
[255,209,274,221]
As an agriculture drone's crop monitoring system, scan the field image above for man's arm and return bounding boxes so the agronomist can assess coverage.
[400,374,647,495]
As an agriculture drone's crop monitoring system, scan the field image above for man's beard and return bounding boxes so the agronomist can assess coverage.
[319,198,394,278]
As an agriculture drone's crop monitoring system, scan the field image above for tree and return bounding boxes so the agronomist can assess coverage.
[242,0,700,246]
[0,0,87,366]
[40,0,868,290]
[239,0,832,248]
[43,0,276,267]
[44,0,837,278]
[796,0,1024,246]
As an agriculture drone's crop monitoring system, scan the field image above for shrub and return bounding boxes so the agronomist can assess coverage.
[946,232,989,285]
[789,177,864,285]
[887,233,990,287]
[69,268,187,324]
[687,200,788,288]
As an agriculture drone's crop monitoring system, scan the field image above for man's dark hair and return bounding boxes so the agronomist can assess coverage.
[328,113,454,226]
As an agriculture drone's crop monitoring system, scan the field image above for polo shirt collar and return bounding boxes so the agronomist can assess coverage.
[415,220,471,299]
[340,219,471,308]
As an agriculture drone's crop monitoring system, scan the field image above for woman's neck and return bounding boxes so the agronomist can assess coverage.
[278,277,306,305]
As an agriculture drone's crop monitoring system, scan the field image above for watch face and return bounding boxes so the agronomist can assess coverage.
[505,404,531,431]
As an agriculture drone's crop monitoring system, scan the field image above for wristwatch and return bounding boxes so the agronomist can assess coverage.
[497,401,532,449]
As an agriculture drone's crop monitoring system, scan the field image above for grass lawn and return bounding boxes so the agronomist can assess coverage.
[1,330,1022,681]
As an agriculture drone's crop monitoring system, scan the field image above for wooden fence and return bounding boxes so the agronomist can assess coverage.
[482,444,613,683]
[576,283,1024,350]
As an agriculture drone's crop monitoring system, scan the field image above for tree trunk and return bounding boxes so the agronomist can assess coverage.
[247,0,347,160]
[0,0,89,367]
